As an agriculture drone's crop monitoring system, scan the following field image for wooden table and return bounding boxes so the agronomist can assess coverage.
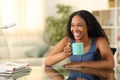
[1,66,120,80]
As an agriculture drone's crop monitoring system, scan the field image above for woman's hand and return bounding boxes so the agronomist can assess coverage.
[63,62,82,68]
[63,43,72,57]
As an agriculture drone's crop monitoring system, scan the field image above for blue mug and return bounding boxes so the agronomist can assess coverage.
[72,43,83,55]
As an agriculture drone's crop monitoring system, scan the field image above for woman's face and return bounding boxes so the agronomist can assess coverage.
[71,15,88,41]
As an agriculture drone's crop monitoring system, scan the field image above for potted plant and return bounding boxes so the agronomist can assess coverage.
[44,4,72,45]
[108,0,115,7]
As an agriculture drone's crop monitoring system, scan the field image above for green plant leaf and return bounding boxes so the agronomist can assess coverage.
[44,4,72,45]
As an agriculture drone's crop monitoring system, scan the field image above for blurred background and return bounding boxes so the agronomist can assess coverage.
[0,0,120,66]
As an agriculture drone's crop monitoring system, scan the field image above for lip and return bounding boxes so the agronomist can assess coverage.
[73,32,81,37]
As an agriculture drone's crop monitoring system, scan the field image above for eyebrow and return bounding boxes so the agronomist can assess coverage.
[71,22,85,25]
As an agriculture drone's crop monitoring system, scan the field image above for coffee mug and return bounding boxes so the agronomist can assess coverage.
[72,43,84,55]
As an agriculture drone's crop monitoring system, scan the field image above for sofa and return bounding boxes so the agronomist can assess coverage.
[0,36,53,66]
[0,36,120,66]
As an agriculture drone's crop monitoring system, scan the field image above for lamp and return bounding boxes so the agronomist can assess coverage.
[0,23,16,59]
[0,23,16,29]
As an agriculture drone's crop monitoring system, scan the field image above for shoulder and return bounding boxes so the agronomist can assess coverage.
[96,37,109,49]
[96,37,108,44]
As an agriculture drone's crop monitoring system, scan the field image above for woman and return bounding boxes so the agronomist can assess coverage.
[44,10,115,69]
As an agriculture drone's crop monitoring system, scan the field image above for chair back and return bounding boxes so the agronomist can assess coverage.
[111,48,117,55]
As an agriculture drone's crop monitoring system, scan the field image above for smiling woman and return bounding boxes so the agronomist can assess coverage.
[44,10,115,69]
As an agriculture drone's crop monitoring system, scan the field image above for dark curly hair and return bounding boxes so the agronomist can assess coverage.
[66,10,109,44]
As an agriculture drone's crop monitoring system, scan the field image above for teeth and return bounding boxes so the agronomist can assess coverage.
[74,32,80,36]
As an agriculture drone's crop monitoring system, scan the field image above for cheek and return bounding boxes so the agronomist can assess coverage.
[80,26,87,31]
[83,28,88,34]
[70,27,73,32]
[78,26,85,30]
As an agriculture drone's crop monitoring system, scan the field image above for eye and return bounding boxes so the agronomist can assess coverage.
[78,24,82,27]
[71,24,74,27]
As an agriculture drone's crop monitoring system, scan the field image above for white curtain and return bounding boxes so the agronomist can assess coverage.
[0,0,45,36]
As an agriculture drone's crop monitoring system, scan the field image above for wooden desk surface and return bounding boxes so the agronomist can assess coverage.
[1,66,120,80]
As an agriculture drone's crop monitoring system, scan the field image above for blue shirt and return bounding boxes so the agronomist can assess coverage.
[67,70,101,80]
[70,38,101,62]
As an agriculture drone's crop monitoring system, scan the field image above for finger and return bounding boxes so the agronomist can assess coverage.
[62,63,68,68]
[67,43,71,46]
[64,49,71,54]
[64,47,71,52]
[66,43,71,49]
[63,63,71,68]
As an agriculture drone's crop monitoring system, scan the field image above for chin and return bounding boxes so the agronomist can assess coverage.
[74,37,81,40]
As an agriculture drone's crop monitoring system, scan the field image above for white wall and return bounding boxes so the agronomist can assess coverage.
[46,0,109,16]
[27,0,45,30]
[46,0,60,16]
[59,0,109,11]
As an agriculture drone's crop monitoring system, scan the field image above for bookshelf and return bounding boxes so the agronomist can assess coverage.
[92,0,120,65]
[92,9,117,47]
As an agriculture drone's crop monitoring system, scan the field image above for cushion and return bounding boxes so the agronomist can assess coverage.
[26,44,49,57]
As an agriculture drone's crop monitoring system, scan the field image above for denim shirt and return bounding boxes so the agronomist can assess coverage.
[70,38,101,62]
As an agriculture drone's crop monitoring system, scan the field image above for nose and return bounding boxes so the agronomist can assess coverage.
[74,26,79,31]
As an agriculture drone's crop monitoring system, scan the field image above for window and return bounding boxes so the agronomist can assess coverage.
[0,0,45,36]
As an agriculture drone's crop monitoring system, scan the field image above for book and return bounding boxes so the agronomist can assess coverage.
[0,70,30,80]
[0,62,31,74]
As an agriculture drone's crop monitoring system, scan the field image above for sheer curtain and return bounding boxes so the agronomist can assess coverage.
[0,0,46,59]
[0,0,45,36]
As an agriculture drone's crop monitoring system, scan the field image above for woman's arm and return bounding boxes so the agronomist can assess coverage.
[64,37,115,69]
[44,37,72,66]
